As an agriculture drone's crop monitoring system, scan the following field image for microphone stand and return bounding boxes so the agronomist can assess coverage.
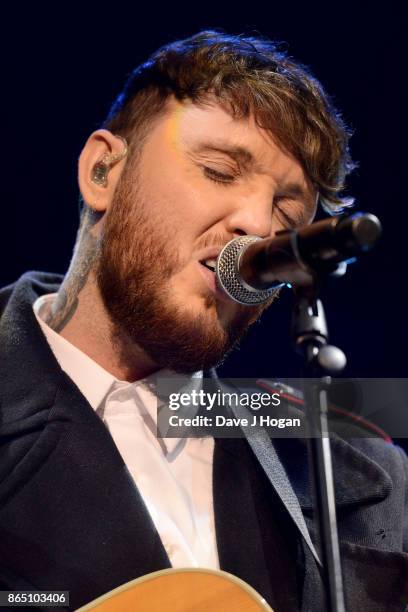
[292,281,347,612]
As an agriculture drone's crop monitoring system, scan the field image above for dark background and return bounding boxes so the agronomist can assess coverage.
[1,4,406,440]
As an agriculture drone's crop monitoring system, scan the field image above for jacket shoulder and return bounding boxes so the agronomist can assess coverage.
[0,271,63,317]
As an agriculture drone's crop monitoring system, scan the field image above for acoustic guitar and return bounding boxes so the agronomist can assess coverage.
[76,567,274,611]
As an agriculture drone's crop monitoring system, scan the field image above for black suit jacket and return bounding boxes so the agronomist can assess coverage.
[1,272,407,611]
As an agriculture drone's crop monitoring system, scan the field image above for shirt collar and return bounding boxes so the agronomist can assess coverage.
[33,293,203,454]
[33,293,117,410]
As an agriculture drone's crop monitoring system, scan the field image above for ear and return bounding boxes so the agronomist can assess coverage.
[78,129,128,213]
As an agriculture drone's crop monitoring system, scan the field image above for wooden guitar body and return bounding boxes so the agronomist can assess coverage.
[76,567,274,611]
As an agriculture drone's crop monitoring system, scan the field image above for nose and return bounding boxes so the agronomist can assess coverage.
[223,192,273,239]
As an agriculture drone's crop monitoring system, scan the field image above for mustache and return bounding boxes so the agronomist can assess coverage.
[195,231,234,252]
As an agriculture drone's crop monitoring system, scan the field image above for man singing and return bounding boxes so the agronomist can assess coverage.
[0,31,407,611]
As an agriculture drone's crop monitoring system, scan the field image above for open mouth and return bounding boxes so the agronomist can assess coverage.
[197,256,231,302]
[200,259,217,273]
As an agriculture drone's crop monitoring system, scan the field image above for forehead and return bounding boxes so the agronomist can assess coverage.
[158,98,312,191]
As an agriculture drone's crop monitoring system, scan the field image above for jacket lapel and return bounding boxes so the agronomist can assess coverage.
[0,273,170,609]
[273,434,393,511]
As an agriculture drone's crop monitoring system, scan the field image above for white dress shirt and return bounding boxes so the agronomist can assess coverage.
[33,293,219,569]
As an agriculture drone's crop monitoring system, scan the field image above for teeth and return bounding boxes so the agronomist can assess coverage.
[203,259,217,270]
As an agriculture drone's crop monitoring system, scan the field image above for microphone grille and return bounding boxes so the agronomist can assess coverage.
[216,236,278,306]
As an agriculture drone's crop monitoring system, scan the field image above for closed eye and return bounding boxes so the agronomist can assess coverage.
[276,209,299,229]
[202,166,236,185]
[274,197,306,229]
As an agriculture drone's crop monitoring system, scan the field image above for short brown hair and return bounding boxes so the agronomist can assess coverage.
[103,30,356,212]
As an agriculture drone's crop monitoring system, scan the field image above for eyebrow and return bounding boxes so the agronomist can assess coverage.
[192,139,316,208]
[192,141,256,170]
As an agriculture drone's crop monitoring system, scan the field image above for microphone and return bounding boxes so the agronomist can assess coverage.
[215,213,382,305]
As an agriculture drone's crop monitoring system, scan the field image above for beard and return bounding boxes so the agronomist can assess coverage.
[95,167,278,375]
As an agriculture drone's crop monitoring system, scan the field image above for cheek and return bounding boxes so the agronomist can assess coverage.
[138,168,219,246]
